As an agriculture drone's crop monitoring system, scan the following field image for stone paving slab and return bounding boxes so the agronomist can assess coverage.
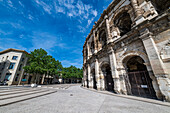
[0,90,57,107]
[0,89,49,100]
[0,88,32,93]
[0,88,42,96]
[0,85,170,113]
[81,86,170,107]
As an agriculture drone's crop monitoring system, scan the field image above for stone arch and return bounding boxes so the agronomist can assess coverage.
[99,61,114,91]
[99,61,110,72]
[120,51,149,69]
[110,5,133,36]
[120,51,161,99]
[90,67,97,89]
[111,5,132,22]
[99,28,107,48]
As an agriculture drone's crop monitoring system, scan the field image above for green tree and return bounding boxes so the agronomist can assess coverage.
[24,48,63,84]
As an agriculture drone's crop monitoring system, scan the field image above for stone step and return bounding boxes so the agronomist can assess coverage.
[0,88,32,93]
[0,89,49,100]
[0,88,42,96]
[0,90,57,107]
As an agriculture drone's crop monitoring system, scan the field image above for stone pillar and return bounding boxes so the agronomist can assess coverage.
[88,64,92,88]
[93,31,98,53]
[108,47,121,93]
[131,0,142,18]
[140,29,170,101]
[95,59,101,90]
[83,67,86,87]
[87,43,90,59]
[105,15,112,43]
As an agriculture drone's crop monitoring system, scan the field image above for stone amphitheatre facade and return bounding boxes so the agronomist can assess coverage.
[82,0,170,101]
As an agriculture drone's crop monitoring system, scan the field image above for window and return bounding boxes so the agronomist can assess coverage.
[4,73,12,81]
[1,62,6,71]
[23,74,27,79]
[12,56,18,60]
[21,58,25,62]
[9,63,15,69]
[6,56,9,60]
[15,74,19,81]
[19,64,22,71]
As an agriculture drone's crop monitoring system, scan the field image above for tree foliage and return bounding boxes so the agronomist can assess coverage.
[62,66,83,79]
[24,48,83,84]
[23,48,63,83]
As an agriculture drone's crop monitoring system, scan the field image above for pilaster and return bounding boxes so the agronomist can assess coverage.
[95,58,101,90]
[105,15,112,44]
[87,64,92,88]
[140,29,170,101]
[108,47,120,93]
[93,31,98,54]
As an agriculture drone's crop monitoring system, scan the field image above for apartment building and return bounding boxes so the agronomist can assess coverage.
[0,48,29,85]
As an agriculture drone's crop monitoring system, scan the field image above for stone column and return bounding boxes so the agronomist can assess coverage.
[95,58,101,90]
[140,29,170,101]
[87,43,90,59]
[131,0,142,18]
[108,47,121,93]
[93,31,98,53]
[88,64,92,88]
[105,15,112,43]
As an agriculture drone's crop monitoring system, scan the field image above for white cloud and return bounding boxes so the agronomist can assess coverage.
[54,1,65,14]
[28,14,34,20]
[61,60,82,68]
[0,38,27,51]
[30,32,68,53]
[19,1,24,7]
[35,0,52,14]
[87,17,95,27]
[7,0,13,7]
[92,10,98,17]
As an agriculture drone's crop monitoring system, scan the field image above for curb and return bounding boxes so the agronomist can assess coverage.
[81,86,170,107]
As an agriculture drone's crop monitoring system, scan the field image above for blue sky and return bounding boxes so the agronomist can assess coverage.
[0,0,112,68]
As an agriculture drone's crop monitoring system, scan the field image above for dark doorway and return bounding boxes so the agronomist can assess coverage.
[126,56,157,99]
[91,69,97,89]
[102,64,114,92]
[28,76,32,84]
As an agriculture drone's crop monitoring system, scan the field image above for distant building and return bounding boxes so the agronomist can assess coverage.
[83,0,170,101]
[0,48,30,85]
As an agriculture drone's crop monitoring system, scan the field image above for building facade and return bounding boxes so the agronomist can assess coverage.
[0,48,29,85]
[82,0,170,101]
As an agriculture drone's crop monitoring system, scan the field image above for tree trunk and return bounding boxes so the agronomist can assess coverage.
[41,74,45,84]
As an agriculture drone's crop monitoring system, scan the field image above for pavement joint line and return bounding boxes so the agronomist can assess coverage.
[0,89,42,96]
[0,90,57,107]
[0,89,50,100]
[81,86,170,107]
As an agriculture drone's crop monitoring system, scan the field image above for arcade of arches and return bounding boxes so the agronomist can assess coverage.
[83,0,170,102]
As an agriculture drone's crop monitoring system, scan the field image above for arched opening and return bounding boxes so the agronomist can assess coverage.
[150,0,170,13]
[101,64,114,91]
[114,12,132,36]
[124,56,156,99]
[99,29,107,47]
[90,41,95,54]
[91,69,97,89]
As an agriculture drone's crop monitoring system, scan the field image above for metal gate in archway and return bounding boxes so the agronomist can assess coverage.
[126,71,157,99]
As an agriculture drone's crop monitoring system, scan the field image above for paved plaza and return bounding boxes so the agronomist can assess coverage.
[0,85,170,113]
